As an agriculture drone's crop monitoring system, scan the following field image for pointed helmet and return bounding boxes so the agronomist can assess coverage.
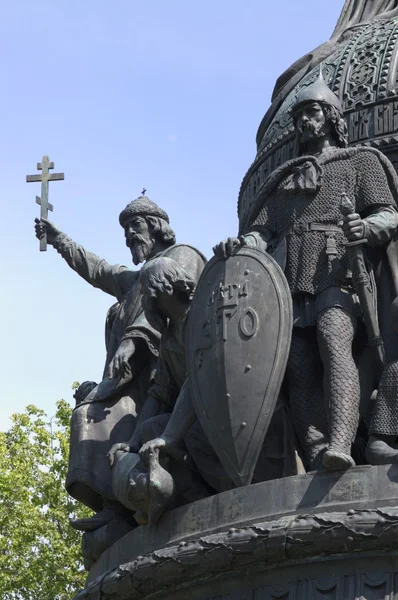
[292,70,344,115]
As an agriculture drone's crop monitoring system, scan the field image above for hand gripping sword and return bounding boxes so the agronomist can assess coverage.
[340,193,385,371]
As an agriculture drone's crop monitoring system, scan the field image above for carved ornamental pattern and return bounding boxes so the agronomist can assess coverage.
[74,507,398,599]
[208,571,398,600]
[238,17,398,233]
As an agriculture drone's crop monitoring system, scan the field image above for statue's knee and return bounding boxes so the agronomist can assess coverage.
[73,381,98,406]
[140,414,170,444]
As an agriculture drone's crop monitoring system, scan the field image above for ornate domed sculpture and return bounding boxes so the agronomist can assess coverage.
[239,0,398,232]
[72,4,398,599]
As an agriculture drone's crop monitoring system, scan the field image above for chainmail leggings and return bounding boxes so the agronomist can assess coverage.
[317,307,359,456]
[287,328,328,471]
[287,308,359,470]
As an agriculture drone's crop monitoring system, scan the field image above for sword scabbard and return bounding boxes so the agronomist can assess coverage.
[340,193,386,367]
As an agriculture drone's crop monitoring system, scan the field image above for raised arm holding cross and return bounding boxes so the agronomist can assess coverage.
[27,155,64,251]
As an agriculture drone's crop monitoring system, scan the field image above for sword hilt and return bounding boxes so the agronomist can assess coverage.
[340,192,368,247]
[339,198,386,368]
[340,192,355,217]
[345,238,368,248]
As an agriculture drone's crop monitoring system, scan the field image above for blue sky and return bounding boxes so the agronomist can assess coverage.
[0,0,344,429]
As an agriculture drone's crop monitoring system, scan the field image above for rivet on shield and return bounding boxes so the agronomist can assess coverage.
[226,393,231,399]
[245,365,252,372]
[244,270,250,275]
[241,422,247,428]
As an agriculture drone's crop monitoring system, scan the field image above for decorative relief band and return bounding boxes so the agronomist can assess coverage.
[238,18,398,231]
[74,507,398,600]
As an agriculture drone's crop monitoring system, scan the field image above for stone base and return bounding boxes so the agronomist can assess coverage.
[74,464,398,599]
[81,520,135,571]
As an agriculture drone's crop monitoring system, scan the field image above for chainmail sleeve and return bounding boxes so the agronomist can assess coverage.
[370,360,398,436]
[355,151,398,213]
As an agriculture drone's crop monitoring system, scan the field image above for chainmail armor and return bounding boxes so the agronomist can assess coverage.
[317,307,360,454]
[371,361,398,436]
[252,150,395,296]
[287,331,329,470]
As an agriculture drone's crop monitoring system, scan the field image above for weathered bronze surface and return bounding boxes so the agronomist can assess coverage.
[27,2,398,598]
[340,192,386,371]
[77,465,398,600]
[26,155,64,251]
[238,1,398,233]
[186,247,292,487]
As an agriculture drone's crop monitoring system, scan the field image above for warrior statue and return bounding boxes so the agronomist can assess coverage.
[109,257,298,525]
[34,195,206,531]
[215,76,398,472]
[263,0,398,148]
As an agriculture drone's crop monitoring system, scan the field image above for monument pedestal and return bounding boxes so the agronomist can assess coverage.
[74,465,398,599]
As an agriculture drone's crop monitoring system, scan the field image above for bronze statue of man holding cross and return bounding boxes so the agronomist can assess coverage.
[29,168,206,533]
[26,155,64,251]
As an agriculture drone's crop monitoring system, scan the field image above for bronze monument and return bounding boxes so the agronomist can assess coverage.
[28,1,398,599]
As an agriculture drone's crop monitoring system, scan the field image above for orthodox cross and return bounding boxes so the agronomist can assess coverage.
[26,155,64,251]
[142,188,147,195]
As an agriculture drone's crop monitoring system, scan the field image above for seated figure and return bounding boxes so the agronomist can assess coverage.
[109,257,298,525]
[35,195,206,532]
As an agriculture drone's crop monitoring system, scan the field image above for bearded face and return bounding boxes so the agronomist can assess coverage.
[130,234,156,265]
[296,101,330,145]
[124,216,156,265]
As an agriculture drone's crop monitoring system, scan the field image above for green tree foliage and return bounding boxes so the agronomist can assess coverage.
[0,400,91,600]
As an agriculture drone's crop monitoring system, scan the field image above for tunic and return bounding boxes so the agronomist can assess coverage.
[52,233,206,511]
[140,321,298,495]
[247,148,398,328]
[147,319,186,409]
[252,149,398,296]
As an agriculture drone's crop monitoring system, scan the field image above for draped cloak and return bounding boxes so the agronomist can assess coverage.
[245,147,398,388]
[52,234,206,512]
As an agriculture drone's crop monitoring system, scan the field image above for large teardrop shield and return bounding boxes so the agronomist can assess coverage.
[186,247,292,487]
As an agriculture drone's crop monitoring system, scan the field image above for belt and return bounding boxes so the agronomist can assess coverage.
[291,222,342,235]
[271,222,343,256]
[289,222,342,262]
[270,221,349,279]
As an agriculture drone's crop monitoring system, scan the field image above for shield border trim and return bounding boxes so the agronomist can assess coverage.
[186,247,293,487]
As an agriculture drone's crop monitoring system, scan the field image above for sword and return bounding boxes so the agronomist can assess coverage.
[339,193,385,370]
